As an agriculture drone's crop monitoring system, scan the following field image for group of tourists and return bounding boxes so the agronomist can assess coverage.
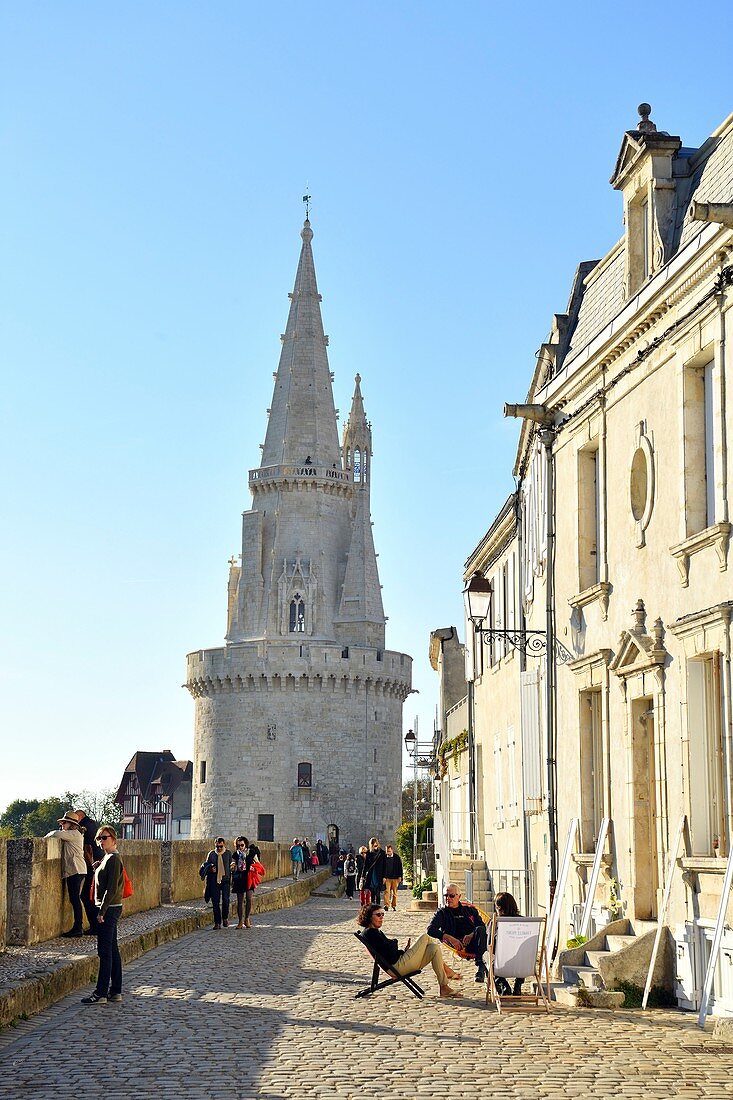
[288,836,323,878]
[46,810,125,1006]
[357,884,522,998]
[341,837,403,906]
[200,836,266,929]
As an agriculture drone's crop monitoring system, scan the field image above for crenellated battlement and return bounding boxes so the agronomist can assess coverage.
[185,642,412,700]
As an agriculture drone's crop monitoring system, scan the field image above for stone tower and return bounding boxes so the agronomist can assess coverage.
[186,219,412,847]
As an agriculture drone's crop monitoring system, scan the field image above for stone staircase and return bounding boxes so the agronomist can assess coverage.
[552,917,670,1008]
[410,856,492,914]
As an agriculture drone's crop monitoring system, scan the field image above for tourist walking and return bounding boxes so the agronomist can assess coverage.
[301,837,312,872]
[362,837,386,907]
[357,903,461,998]
[45,811,88,938]
[203,837,232,928]
[290,838,304,880]
[383,844,403,911]
[81,826,124,1005]
[344,850,357,898]
[356,845,370,905]
[231,837,262,928]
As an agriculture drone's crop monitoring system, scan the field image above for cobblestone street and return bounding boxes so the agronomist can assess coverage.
[1,896,731,1099]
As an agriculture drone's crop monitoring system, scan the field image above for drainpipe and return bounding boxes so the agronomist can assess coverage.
[538,424,559,905]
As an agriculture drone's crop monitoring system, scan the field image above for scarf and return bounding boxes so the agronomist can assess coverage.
[217,852,225,884]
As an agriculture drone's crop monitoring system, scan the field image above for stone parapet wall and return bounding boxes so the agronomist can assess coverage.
[0,839,6,951]
[4,838,296,946]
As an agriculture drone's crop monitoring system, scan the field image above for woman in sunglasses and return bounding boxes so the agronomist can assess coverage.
[81,826,124,1005]
[357,903,462,998]
[230,836,262,928]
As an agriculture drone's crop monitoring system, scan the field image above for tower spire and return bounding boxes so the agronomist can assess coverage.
[260,219,341,471]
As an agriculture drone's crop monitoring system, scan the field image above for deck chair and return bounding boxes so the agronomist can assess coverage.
[353,931,425,1000]
[484,914,551,1013]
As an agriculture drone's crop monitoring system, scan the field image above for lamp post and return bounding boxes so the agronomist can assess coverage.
[404,724,433,885]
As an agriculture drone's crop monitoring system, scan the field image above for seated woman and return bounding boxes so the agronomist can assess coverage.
[491,891,523,996]
[357,903,462,998]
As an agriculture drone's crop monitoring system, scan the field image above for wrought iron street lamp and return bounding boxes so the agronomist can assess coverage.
[404,725,433,885]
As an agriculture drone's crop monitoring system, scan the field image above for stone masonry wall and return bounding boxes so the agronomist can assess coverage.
[5,838,296,946]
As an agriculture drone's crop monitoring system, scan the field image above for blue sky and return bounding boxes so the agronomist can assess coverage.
[2,2,731,811]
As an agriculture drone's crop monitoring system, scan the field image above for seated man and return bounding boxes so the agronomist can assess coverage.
[427,883,488,983]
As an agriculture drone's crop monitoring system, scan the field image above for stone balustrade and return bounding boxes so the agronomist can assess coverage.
[2,837,297,947]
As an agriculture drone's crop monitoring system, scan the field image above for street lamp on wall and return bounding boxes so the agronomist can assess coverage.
[463,571,573,662]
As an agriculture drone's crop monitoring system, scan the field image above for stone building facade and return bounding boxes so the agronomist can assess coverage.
[433,105,733,1015]
[187,219,412,849]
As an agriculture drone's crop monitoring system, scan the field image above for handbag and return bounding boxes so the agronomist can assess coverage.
[122,867,133,899]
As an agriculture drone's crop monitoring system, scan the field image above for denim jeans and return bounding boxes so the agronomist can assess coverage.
[95,905,122,997]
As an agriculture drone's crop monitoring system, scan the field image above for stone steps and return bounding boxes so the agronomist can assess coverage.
[552,921,643,1008]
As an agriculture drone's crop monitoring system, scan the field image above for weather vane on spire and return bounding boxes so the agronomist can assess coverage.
[302,188,311,220]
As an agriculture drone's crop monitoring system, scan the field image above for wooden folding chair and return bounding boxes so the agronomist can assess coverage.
[484,915,551,1013]
[353,931,425,1000]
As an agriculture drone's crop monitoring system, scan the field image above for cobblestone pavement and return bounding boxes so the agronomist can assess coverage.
[1,897,731,1099]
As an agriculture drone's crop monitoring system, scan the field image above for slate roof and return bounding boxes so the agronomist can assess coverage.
[562,112,733,369]
[116,750,191,804]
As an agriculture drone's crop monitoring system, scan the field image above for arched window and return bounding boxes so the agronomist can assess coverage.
[297,762,312,788]
[289,595,305,633]
[354,447,362,483]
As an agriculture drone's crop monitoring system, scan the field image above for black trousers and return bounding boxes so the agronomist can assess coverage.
[65,873,85,933]
[468,925,488,968]
[210,881,230,925]
[345,875,356,898]
[95,906,122,997]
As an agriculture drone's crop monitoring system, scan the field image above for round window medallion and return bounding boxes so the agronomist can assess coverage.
[630,447,648,521]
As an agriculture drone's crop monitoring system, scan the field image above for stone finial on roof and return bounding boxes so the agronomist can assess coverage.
[636,103,657,134]
[301,218,313,243]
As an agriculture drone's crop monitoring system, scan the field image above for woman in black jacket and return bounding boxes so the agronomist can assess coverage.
[362,837,386,906]
[357,903,461,998]
[230,836,261,928]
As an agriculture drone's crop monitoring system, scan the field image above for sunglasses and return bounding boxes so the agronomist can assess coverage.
[446,893,459,898]
[215,844,225,848]
[98,835,112,842]
[374,911,385,917]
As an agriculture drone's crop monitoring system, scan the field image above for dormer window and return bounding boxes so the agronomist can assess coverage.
[610,104,682,299]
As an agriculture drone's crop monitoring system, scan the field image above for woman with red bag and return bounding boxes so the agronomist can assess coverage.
[81,826,124,1005]
[231,837,265,928]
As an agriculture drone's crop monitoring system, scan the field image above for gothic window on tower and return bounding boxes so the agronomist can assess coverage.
[297,762,313,788]
[289,594,305,633]
[354,447,362,483]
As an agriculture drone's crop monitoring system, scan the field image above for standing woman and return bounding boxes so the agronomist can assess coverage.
[231,836,249,928]
[46,812,88,938]
[81,826,124,1005]
[356,845,370,905]
[362,837,387,907]
[244,839,265,928]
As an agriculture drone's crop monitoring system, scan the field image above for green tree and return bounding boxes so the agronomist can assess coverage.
[0,798,41,836]
[23,794,78,837]
[74,787,122,830]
